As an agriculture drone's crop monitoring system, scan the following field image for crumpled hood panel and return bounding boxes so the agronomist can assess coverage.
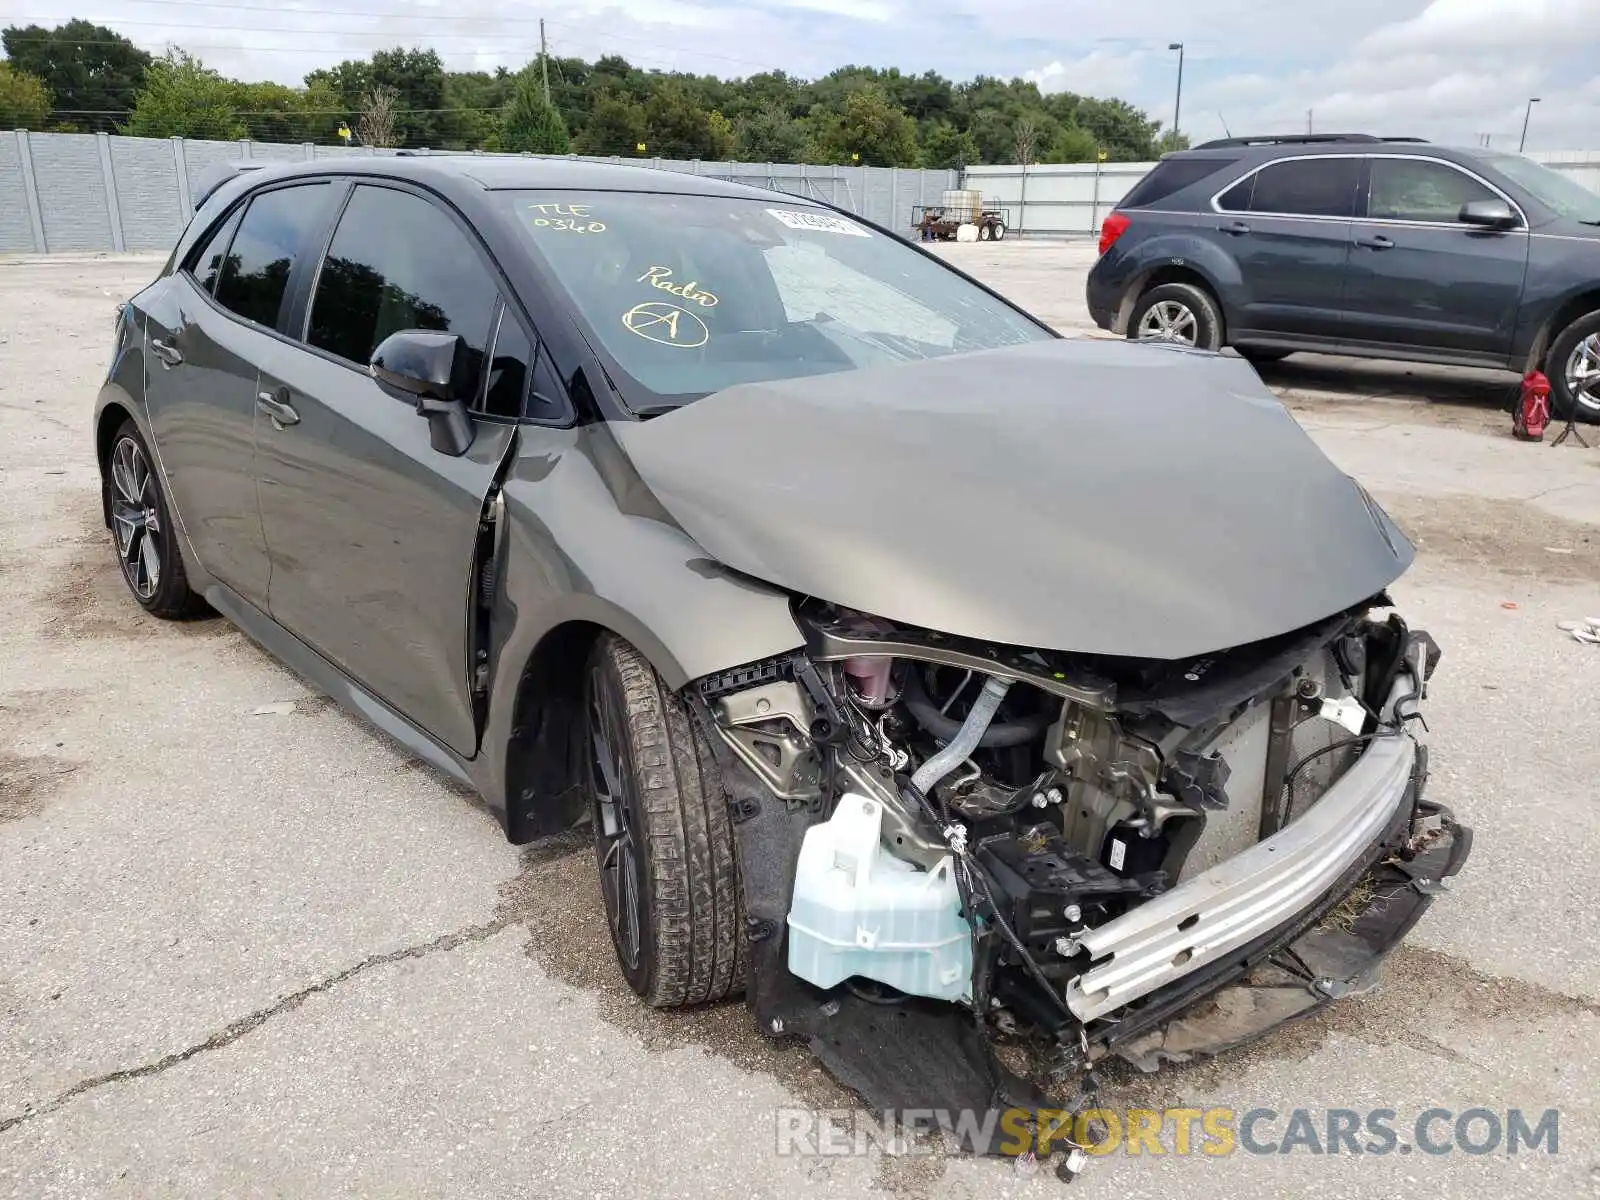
[613,339,1412,661]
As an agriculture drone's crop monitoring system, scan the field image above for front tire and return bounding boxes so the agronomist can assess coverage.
[1546,310,1600,422]
[585,634,745,1007]
[978,223,993,241]
[105,419,207,618]
[1128,282,1223,352]
[991,222,1007,241]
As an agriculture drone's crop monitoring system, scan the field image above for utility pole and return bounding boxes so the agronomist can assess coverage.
[539,19,551,105]
[1168,43,1184,146]
[1518,97,1540,152]
[1307,109,1313,134]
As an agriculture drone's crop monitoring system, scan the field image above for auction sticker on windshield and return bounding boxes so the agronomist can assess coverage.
[767,209,870,237]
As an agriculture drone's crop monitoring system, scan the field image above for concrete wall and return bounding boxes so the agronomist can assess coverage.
[0,130,960,254]
[969,150,1600,240]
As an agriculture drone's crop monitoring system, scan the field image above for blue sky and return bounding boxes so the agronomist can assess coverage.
[13,0,1600,151]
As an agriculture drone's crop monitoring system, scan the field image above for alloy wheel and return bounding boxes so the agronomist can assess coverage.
[1563,333,1600,414]
[1137,300,1199,345]
[109,436,162,600]
[589,686,644,971]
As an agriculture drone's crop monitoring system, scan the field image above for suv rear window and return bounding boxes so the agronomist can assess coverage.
[1218,157,1360,218]
[1118,157,1239,209]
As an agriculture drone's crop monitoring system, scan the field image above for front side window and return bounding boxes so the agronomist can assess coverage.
[1368,158,1499,223]
[307,185,499,398]
[214,183,332,328]
[1242,158,1359,218]
[502,190,1050,411]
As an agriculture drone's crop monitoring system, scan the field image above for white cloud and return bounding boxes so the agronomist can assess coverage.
[1024,50,1145,100]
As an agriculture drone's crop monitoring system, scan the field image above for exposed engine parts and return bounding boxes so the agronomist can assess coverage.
[705,598,1457,1084]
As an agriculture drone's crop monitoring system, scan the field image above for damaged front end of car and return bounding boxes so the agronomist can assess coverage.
[690,594,1471,1149]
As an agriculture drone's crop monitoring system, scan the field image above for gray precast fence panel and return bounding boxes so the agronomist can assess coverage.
[965,162,1157,238]
[31,133,115,253]
[0,135,35,252]
[110,135,185,251]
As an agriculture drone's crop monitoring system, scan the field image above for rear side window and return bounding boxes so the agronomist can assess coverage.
[1368,158,1498,222]
[307,185,498,398]
[215,183,333,328]
[1230,158,1360,218]
[1120,157,1239,209]
[187,207,243,295]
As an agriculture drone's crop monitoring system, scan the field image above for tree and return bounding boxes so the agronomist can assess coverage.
[230,80,340,143]
[502,71,571,154]
[2,21,151,131]
[1154,129,1192,155]
[806,84,919,167]
[123,50,245,140]
[919,120,978,169]
[307,47,446,148]
[358,84,399,148]
[1045,123,1099,164]
[1074,97,1161,161]
[706,110,736,160]
[642,80,716,160]
[0,63,52,131]
[576,88,647,155]
[1012,117,1040,165]
[734,104,807,162]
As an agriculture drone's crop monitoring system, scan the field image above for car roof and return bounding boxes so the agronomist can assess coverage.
[1165,136,1483,166]
[217,153,806,203]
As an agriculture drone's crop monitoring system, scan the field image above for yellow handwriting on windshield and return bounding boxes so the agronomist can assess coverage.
[636,265,718,307]
[527,202,605,233]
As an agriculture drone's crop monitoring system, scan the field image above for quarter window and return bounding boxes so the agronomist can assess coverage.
[307,185,499,402]
[1236,158,1360,218]
[187,206,243,295]
[214,183,333,328]
[483,310,533,419]
[1368,158,1500,223]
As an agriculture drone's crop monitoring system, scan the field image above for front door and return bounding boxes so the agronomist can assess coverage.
[139,183,335,608]
[254,182,516,756]
[1341,156,1529,356]
[1213,155,1361,339]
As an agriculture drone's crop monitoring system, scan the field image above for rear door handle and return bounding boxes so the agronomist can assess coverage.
[256,389,300,428]
[150,337,183,367]
[1356,234,1395,250]
[1218,220,1251,235]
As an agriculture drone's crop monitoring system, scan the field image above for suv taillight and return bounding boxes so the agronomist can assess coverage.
[1098,212,1130,255]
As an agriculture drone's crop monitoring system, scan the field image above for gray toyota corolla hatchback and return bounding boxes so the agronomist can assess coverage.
[97,155,1468,1134]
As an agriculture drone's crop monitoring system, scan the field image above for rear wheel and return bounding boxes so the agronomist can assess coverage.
[1128,282,1223,352]
[1547,310,1600,422]
[978,223,993,241]
[105,419,207,618]
[585,634,745,1007]
[991,222,1007,241]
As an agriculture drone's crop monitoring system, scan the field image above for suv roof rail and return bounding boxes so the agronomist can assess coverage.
[1191,133,1426,149]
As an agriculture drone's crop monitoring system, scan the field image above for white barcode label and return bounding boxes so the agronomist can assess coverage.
[767,208,870,237]
[1109,839,1127,871]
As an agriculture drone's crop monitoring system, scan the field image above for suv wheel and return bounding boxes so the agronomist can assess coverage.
[1547,311,1600,422]
[585,633,745,1007]
[1129,282,1222,351]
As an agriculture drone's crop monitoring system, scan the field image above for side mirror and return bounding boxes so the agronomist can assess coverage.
[370,330,475,457]
[1458,199,1517,230]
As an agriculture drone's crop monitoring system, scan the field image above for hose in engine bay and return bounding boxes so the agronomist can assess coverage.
[902,665,1052,750]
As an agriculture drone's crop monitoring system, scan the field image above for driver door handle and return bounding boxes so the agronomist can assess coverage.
[1356,234,1395,250]
[256,389,300,428]
[1218,220,1251,235]
[150,337,183,367]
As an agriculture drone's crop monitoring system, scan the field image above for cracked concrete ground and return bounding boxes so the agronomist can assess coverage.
[2,249,1598,1198]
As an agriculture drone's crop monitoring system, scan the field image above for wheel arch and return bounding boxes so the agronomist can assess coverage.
[1524,287,1600,375]
[1115,257,1233,341]
[93,394,139,529]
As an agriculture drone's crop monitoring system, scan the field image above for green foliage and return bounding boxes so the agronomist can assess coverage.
[502,71,571,155]
[1045,123,1100,164]
[2,20,150,130]
[0,62,52,130]
[123,50,246,140]
[807,83,920,167]
[576,88,647,156]
[16,29,1164,163]
[734,105,808,162]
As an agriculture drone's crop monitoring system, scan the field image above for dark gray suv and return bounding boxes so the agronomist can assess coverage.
[1086,133,1600,420]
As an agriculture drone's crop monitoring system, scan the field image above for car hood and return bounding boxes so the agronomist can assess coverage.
[611,338,1413,661]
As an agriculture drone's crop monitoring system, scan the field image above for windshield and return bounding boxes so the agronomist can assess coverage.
[1475,152,1600,223]
[501,190,1052,410]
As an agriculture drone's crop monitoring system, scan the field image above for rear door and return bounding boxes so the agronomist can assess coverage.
[1213,155,1361,338]
[139,182,337,608]
[254,181,519,756]
[1340,155,1530,355]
